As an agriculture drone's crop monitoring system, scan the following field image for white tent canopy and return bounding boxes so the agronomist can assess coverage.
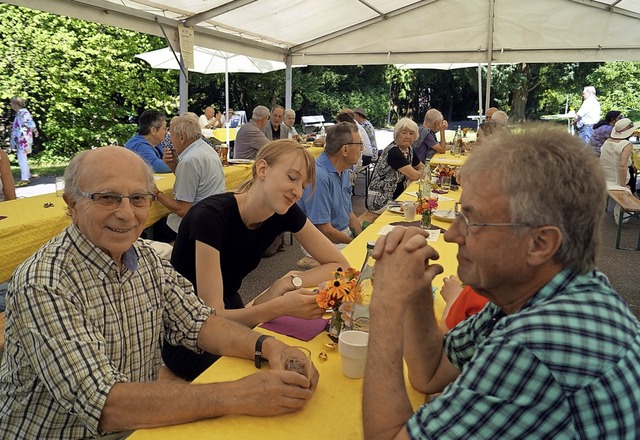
[8,0,640,65]
[9,0,640,110]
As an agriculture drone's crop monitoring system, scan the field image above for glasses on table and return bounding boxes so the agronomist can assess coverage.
[76,190,157,208]
[454,202,530,237]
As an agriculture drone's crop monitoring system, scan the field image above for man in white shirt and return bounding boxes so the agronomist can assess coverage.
[199,106,222,129]
[573,86,601,143]
[156,113,226,235]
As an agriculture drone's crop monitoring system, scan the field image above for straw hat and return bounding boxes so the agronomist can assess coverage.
[611,118,639,139]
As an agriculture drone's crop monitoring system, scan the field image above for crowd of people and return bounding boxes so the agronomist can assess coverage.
[1,96,639,439]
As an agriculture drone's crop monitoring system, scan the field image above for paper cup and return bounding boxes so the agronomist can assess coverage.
[338,330,369,379]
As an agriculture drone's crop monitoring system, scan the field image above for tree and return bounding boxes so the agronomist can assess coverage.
[0,4,175,158]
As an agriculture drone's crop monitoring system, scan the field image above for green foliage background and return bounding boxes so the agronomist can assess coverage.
[1,4,639,160]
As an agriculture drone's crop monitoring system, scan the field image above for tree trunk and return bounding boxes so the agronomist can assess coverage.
[510,86,527,122]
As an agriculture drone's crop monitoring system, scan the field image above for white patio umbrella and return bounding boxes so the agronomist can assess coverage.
[136,45,290,141]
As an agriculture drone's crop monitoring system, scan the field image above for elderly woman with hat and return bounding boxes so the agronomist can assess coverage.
[599,117,639,223]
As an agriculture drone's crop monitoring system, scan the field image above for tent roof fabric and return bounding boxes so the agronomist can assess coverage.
[7,0,640,64]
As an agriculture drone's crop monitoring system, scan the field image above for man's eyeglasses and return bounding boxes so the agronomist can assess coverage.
[77,190,157,208]
[454,202,530,236]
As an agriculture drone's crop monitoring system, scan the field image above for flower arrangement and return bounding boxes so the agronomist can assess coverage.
[434,164,455,178]
[316,267,362,339]
[416,189,438,229]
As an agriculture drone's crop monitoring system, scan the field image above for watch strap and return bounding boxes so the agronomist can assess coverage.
[254,335,274,369]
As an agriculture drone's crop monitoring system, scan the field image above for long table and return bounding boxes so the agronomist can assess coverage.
[429,151,468,168]
[129,182,461,439]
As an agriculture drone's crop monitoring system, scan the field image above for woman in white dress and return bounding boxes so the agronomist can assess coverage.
[599,118,638,224]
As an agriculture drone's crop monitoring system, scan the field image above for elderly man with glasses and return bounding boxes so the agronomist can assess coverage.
[363,125,640,439]
[0,147,318,439]
[297,122,363,267]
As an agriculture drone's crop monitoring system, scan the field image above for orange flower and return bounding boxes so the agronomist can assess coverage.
[315,268,361,310]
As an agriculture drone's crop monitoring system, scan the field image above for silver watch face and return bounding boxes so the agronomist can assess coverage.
[292,275,303,288]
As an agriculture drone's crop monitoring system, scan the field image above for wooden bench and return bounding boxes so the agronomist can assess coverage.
[607,190,640,250]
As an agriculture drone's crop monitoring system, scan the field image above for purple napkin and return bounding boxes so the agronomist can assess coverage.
[260,316,329,342]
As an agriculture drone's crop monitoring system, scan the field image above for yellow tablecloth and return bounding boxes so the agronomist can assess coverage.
[130,181,461,440]
[429,151,468,168]
[212,128,238,143]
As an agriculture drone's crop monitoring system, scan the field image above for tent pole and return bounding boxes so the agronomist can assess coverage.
[477,63,483,129]
[484,0,495,113]
[285,55,292,109]
[179,56,188,114]
[225,58,230,154]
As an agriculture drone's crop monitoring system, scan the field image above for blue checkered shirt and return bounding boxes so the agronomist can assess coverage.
[407,269,640,439]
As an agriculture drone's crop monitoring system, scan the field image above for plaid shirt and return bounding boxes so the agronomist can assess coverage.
[0,225,213,439]
[407,269,640,439]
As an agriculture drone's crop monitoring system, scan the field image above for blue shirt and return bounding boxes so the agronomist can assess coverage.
[124,133,171,173]
[297,152,352,231]
[407,268,640,439]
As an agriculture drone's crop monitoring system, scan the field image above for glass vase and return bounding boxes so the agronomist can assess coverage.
[328,308,344,342]
[420,212,432,229]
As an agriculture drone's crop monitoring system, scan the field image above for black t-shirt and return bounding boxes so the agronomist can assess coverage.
[387,146,420,199]
[171,192,307,309]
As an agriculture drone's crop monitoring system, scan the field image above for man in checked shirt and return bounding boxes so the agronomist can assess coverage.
[0,147,318,439]
[363,125,640,439]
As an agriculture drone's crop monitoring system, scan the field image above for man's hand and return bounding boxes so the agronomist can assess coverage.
[372,226,443,307]
[233,370,316,416]
[439,119,449,131]
[162,147,178,172]
[262,338,319,392]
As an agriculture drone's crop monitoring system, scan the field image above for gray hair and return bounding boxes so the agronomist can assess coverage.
[584,86,596,96]
[172,113,201,140]
[284,109,296,118]
[252,105,270,121]
[63,147,154,212]
[325,122,359,156]
[491,111,509,127]
[459,124,605,274]
[393,118,420,142]
[424,109,443,125]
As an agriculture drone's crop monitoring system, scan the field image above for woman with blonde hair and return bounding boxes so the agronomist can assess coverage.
[165,139,349,380]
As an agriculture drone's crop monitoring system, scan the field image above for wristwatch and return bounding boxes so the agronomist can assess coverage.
[291,274,303,288]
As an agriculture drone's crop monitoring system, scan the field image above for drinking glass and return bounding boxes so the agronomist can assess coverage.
[441,176,452,191]
[281,346,311,379]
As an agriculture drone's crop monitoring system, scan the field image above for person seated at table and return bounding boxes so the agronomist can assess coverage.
[366,118,424,213]
[297,122,363,269]
[155,113,226,238]
[363,124,640,439]
[484,106,499,122]
[0,148,16,201]
[234,105,270,160]
[0,146,318,438]
[284,108,299,139]
[413,108,449,163]
[166,139,349,380]
[439,275,488,333]
[491,110,509,128]
[354,107,378,158]
[124,109,171,173]
[337,109,373,165]
[600,117,638,224]
[589,110,622,157]
[199,106,223,129]
[262,105,288,141]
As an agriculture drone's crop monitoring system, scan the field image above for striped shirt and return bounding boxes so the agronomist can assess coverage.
[0,225,213,438]
[407,269,640,439]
